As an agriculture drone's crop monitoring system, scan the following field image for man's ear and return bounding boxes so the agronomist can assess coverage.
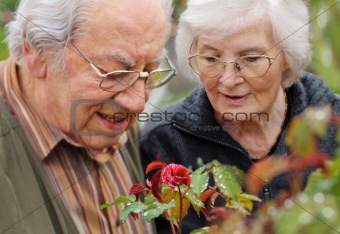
[22,38,47,78]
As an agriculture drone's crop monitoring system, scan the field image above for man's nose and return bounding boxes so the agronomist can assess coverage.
[113,78,148,114]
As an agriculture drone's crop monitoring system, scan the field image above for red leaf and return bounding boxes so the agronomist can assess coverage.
[209,207,230,220]
[200,189,221,219]
[275,190,293,207]
[151,170,163,202]
[129,184,147,200]
[292,152,329,171]
[246,157,291,194]
[209,192,220,206]
[130,212,139,220]
[146,161,167,174]
[200,189,215,202]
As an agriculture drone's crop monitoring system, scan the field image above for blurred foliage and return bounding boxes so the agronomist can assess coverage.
[0,0,18,11]
[0,26,8,60]
[0,0,18,60]
[173,0,188,21]
[0,0,339,93]
[216,105,340,234]
[309,0,340,93]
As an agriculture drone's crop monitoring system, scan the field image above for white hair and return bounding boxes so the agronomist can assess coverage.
[175,0,311,87]
[5,0,173,72]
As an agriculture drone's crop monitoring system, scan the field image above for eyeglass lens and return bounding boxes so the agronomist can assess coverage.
[189,55,272,78]
[100,70,175,92]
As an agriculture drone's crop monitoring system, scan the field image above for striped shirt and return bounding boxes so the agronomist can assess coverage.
[0,59,152,234]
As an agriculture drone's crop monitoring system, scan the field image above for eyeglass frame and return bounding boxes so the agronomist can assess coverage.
[71,41,177,91]
[187,39,282,79]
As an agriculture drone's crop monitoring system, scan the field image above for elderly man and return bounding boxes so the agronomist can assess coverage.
[0,0,175,233]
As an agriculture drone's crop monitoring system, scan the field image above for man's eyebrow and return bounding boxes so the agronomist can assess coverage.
[103,50,167,69]
[152,50,167,63]
[104,52,135,69]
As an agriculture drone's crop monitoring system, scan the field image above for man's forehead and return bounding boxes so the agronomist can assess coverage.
[94,0,164,21]
[77,0,166,67]
[84,0,166,42]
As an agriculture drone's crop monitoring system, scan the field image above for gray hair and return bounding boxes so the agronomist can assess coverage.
[5,0,173,72]
[175,0,311,87]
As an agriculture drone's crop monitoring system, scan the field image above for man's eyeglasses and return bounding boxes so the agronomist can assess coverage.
[71,42,176,92]
[187,51,281,79]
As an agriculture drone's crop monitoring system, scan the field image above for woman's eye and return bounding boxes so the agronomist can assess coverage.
[244,56,261,62]
[202,55,219,63]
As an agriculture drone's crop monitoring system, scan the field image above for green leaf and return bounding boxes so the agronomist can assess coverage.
[142,200,176,221]
[237,193,261,213]
[213,165,242,200]
[190,228,209,234]
[205,160,221,170]
[100,195,136,209]
[120,201,148,222]
[231,166,246,185]
[185,189,205,208]
[286,117,317,156]
[304,169,328,195]
[336,128,340,143]
[274,194,339,234]
[143,193,158,205]
[305,106,331,138]
[305,159,340,200]
[191,166,209,195]
[227,200,251,215]
[238,193,261,202]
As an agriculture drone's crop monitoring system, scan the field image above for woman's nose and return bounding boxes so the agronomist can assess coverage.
[218,63,244,88]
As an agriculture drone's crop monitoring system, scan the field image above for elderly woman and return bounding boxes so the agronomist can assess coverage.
[141,0,340,232]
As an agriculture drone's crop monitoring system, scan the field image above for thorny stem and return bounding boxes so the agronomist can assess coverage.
[170,221,176,234]
[177,185,183,234]
[290,171,303,195]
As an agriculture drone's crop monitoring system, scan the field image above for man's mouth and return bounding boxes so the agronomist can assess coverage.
[98,112,125,123]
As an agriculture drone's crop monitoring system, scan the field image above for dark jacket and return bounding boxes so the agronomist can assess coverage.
[140,72,340,233]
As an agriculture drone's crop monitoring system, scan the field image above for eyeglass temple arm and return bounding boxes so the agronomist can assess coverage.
[71,41,106,79]
[89,63,106,78]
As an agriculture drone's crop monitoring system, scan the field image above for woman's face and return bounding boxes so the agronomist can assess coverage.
[195,23,287,124]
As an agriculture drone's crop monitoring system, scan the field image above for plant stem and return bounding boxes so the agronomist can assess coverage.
[290,171,302,195]
[170,221,177,234]
[178,186,183,234]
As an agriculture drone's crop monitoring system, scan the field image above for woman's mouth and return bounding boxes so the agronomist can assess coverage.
[223,94,248,104]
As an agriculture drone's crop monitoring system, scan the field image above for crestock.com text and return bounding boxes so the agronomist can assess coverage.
[112,111,270,123]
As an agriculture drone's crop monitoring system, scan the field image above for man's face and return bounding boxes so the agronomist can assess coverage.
[38,0,166,149]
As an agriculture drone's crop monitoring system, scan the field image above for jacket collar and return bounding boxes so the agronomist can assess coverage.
[170,85,243,147]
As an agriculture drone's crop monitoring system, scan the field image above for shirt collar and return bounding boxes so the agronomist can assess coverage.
[1,59,64,160]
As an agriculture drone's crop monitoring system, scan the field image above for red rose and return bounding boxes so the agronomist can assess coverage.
[161,163,191,188]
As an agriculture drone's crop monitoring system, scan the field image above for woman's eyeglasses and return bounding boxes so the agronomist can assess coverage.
[187,52,281,79]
